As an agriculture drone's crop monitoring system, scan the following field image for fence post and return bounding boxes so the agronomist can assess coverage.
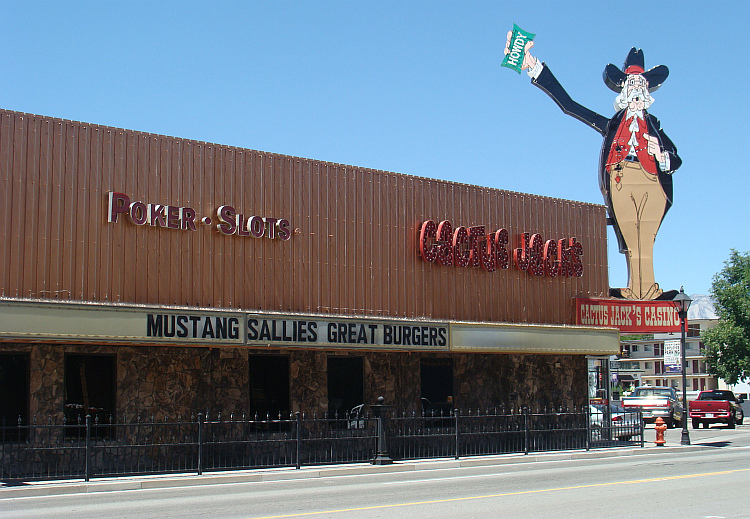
[585,405,590,451]
[523,407,529,455]
[197,413,204,476]
[85,415,91,482]
[639,410,644,448]
[454,409,460,460]
[295,412,301,470]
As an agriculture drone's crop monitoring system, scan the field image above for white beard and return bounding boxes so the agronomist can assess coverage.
[614,85,654,111]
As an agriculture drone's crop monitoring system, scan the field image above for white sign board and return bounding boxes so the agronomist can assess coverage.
[664,339,681,373]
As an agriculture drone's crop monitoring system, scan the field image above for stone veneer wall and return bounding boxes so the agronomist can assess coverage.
[2,343,586,422]
[288,350,327,415]
[363,351,422,412]
[118,346,251,420]
[454,353,586,411]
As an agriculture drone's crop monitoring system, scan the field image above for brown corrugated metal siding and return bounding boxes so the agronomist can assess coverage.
[0,109,609,325]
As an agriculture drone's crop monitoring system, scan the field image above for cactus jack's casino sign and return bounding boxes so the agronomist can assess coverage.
[575,297,681,333]
[418,219,584,278]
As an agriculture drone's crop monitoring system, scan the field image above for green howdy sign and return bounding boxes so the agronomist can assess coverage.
[502,24,535,74]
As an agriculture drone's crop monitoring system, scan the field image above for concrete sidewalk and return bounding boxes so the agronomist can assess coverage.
[0,442,711,500]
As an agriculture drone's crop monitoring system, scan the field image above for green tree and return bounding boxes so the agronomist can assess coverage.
[703,250,750,384]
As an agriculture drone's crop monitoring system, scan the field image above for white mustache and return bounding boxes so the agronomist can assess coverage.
[627,88,647,103]
[615,86,654,111]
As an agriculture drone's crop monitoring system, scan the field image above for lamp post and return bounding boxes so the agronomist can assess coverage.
[673,287,692,445]
[371,396,393,465]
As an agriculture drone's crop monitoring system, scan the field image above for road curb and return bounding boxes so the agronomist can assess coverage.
[0,444,714,499]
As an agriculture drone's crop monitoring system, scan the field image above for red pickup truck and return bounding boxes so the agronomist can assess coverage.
[688,390,745,429]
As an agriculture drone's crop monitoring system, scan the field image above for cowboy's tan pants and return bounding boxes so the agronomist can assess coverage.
[609,160,668,299]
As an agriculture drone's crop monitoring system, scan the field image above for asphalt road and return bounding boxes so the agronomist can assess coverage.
[2,425,749,519]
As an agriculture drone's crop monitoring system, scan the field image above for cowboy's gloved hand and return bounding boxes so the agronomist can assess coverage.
[644,134,665,163]
[505,31,537,71]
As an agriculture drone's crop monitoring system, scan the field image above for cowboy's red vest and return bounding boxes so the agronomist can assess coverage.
[606,113,658,175]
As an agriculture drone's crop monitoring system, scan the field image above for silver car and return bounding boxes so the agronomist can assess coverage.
[590,403,641,441]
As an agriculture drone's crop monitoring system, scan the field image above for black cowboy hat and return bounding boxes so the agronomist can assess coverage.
[603,48,669,92]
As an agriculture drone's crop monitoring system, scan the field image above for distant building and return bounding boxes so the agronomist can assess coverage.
[616,295,718,395]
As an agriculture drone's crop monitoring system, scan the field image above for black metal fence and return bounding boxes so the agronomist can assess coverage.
[0,406,643,482]
[390,406,644,460]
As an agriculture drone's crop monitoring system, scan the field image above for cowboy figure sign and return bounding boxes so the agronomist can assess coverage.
[506,33,681,300]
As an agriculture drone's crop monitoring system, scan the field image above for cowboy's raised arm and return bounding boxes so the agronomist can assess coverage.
[503,32,608,134]
[530,63,608,135]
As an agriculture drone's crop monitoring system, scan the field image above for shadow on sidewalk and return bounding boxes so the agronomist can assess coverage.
[695,441,732,448]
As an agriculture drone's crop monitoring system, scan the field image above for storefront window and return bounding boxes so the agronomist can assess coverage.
[327,356,363,419]
[65,354,115,423]
[0,353,29,440]
[587,357,609,403]
[64,354,115,437]
[420,359,454,414]
[249,355,290,420]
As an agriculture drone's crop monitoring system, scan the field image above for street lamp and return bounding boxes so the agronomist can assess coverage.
[673,287,692,445]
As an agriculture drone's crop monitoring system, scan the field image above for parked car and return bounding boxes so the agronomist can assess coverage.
[590,403,640,440]
[689,390,745,429]
[621,386,684,428]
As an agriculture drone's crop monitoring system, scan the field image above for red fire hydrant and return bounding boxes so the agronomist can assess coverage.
[654,417,667,446]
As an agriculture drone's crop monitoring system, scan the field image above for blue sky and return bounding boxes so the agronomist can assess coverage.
[3,1,748,296]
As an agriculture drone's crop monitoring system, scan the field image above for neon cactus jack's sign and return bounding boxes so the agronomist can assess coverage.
[418,219,583,278]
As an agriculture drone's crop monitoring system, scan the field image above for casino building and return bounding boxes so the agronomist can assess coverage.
[0,108,621,426]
